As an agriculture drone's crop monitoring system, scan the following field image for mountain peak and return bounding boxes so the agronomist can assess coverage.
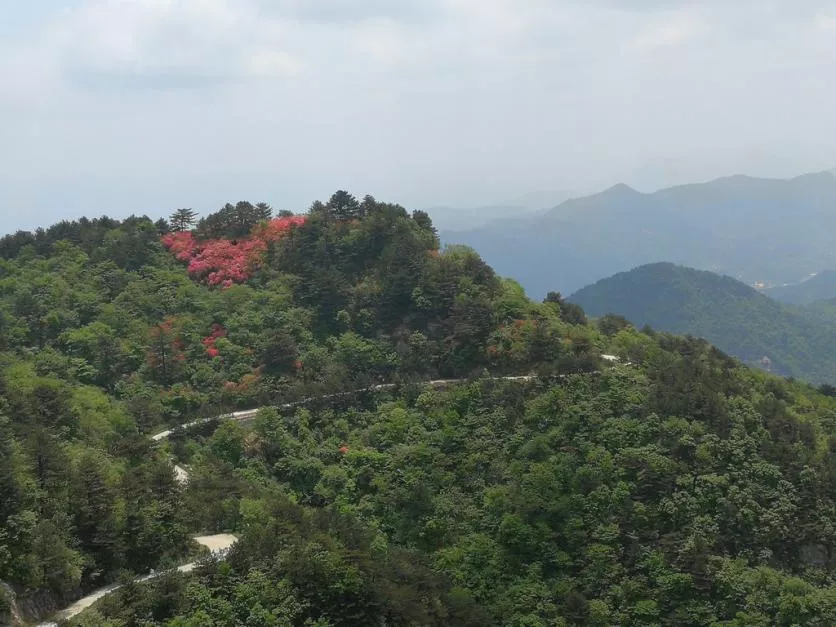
[602,182,640,196]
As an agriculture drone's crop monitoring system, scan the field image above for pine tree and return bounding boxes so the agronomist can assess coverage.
[254,202,273,222]
[0,416,22,523]
[169,208,198,232]
[71,452,120,575]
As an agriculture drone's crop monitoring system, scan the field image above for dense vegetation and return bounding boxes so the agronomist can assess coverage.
[444,171,836,297]
[569,262,836,384]
[6,196,836,624]
[0,192,595,624]
[70,339,836,626]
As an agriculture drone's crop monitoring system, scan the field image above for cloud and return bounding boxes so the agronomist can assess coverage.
[623,9,706,54]
[0,0,303,99]
[263,0,443,24]
[1,0,836,231]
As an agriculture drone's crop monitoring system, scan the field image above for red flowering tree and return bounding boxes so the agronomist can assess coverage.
[161,215,306,287]
[202,324,227,358]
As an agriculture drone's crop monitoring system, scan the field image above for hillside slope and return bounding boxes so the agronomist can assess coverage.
[72,336,836,626]
[569,262,836,382]
[8,197,836,625]
[0,194,597,625]
[444,171,836,297]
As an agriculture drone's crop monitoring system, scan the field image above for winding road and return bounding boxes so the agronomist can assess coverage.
[38,534,238,626]
[37,367,619,624]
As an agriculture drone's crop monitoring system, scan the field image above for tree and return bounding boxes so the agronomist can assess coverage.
[70,452,121,577]
[598,313,631,337]
[146,319,185,386]
[262,330,299,376]
[327,191,360,220]
[197,202,273,239]
[254,202,273,222]
[545,291,587,325]
[231,202,270,238]
[97,219,162,271]
[169,209,198,232]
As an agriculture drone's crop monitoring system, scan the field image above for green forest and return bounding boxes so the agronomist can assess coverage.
[4,196,836,625]
[569,262,836,384]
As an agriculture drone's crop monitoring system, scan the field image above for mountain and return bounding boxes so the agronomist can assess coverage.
[764,270,836,304]
[569,262,836,382]
[0,194,602,625]
[426,190,572,231]
[426,203,542,231]
[10,198,836,624]
[443,171,836,297]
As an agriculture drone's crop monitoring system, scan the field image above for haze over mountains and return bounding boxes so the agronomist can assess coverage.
[569,262,836,384]
[763,270,836,305]
[442,171,836,298]
[426,190,573,231]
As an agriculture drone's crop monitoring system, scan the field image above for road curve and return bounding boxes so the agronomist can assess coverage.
[41,368,615,624]
[37,535,237,626]
[150,375,545,443]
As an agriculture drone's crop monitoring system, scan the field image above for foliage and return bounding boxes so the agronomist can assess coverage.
[6,193,836,625]
[570,262,836,384]
[0,192,585,622]
[161,215,306,287]
[168,209,198,233]
[83,338,836,625]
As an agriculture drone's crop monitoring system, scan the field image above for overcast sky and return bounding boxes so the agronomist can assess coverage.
[1,0,835,232]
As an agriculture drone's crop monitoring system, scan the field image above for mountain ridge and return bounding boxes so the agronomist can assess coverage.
[443,170,836,297]
[764,269,836,305]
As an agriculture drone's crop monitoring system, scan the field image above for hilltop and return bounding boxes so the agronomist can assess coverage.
[444,171,836,297]
[569,262,836,383]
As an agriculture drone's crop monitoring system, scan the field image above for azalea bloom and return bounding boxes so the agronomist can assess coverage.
[162,216,307,286]
[203,324,227,357]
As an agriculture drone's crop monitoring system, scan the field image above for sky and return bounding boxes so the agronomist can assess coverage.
[1,0,835,232]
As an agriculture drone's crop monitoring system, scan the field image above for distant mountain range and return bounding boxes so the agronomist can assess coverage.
[427,204,545,231]
[569,262,836,384]
[427,190,572,231]
[763,270,836,305]
[443,171,836,297]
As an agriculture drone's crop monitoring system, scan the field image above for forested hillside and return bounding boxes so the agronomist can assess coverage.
[66,335,836,626]
[0,193,596,624]
[5,197,836,625]
[444,171,836,297]
[569,262,836,384]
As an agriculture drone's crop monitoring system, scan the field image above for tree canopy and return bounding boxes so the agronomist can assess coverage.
[3,196,836,625]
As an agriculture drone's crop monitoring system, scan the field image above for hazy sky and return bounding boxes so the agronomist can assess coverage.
[1,0,835,232]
